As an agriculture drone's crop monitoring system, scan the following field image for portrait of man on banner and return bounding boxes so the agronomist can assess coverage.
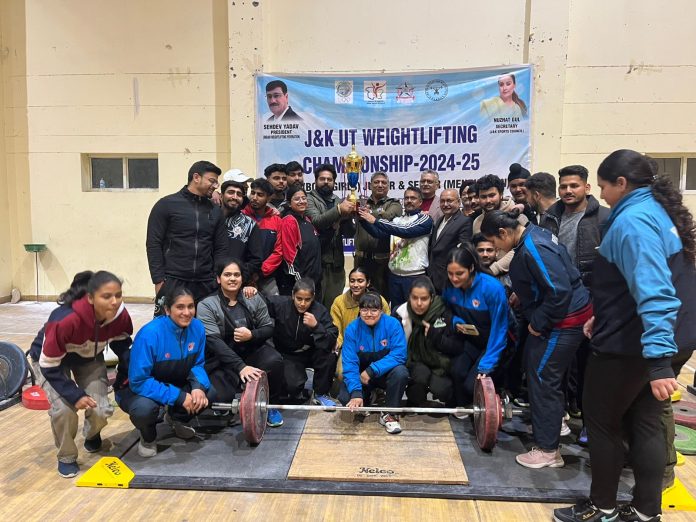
[266,79,303,122]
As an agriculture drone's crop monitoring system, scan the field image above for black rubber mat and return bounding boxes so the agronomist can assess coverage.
[117,410,633,502]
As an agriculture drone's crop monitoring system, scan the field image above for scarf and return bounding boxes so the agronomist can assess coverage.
[406,295,450,374]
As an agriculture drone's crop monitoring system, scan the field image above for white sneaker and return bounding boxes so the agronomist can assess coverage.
[138,438,157,458]
[560,419,571,437]
[379,413,402,434]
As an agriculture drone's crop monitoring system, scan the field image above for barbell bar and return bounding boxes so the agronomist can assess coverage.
[212,403,522,416]
[210,372,522,451]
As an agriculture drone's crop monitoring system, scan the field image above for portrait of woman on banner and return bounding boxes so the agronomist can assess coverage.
[480,73,528,119]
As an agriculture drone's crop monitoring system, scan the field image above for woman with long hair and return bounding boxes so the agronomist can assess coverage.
[481,210,591,471]
[38,271,133,478]
[394,277,459,408]
[278,185,322,296]
[440,245,510,409]
[480,73,528,119]
[330,266,390,378]
[553,150,696,522]
[117,286,211,459]
[196,258,284,427]
[29,270,95,370]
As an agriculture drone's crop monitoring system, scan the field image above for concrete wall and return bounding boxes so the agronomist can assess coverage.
[0,0,694,299]
[560,0,696,209]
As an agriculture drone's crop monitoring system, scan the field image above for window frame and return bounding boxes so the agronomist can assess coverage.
[648,154,696,195]
[82,153,159,192]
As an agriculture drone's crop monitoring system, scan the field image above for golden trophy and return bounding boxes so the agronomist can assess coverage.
[342,145,364,207]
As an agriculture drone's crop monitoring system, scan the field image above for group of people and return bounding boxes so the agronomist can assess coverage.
[30,149,696,522]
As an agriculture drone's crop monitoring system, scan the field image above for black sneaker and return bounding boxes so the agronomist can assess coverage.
[553,499,619,522]
[57,460,79,478]
[83,433,102,453]
[618,505,661,521]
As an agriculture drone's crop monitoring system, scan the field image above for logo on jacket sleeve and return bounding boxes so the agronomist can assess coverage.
[164,352,171,359]
[472,299,480,308]
[381,339,388,347]
[188,342,195,351]
[359,345,365,352]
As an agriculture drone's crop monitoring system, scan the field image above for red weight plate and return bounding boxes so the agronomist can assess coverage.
[673,401,696,430]
[240,371,269,445]
[22,385,50,410]
[473,376,501,451]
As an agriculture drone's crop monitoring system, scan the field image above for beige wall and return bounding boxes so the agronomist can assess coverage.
[0,0,694,299]
[560,0,696,209]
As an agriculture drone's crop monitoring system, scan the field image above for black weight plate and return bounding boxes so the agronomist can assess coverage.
[0,342,28,400]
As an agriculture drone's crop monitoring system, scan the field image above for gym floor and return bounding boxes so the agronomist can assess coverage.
[1,301,695,521]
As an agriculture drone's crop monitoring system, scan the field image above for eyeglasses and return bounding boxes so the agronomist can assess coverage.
[359,307,381,315]
[291,196,308,203]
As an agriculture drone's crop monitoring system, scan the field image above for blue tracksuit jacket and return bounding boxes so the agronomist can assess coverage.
[442,272,509,374]
[509,224,590,335]
[342,314,407,398]
[128,316,210,406]
[591,187,696,379]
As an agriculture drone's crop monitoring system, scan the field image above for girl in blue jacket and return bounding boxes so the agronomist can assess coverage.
[117,286,211,458]
[338,292,409,434]
[441,245,511,409]
[481,211,591,471]
[553,150,696,522]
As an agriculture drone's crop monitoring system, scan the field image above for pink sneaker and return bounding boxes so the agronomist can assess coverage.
[515,447,564,469]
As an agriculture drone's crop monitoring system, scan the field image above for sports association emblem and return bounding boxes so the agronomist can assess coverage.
[364,80,387,103]
[335,80,354,104]
[396,82,415,104]
[425,79,448,101]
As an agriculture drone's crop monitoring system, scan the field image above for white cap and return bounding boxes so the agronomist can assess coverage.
[222,168,253,183]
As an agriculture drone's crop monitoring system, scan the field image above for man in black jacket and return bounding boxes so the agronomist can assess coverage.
[427,189,473,293]
[146,160,228,316]
[538,165,610,288]
[220,179,264,279]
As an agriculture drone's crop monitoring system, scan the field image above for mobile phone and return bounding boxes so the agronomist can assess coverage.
[460,323,480,336]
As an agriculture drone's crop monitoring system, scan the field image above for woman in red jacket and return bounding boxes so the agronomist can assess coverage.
[277,185,322,295]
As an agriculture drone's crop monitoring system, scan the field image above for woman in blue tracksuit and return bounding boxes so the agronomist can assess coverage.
[553,150,696,522]
[481,211,592,470]
[440,245,511,408]
[117,286,211,458]
[338,292,409,435]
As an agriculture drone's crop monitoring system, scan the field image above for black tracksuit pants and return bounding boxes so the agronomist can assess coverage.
[525,326,583,450]
[281,348,337,397]
[206,344,284,403]
[584,351,667,516]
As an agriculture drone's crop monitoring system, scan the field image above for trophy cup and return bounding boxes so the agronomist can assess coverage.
[342,145,364,209]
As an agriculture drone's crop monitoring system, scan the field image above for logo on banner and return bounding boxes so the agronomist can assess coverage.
[396,82,415,104]
[425,79,448,101]
[335,80,353,104]
[364,81,387,104]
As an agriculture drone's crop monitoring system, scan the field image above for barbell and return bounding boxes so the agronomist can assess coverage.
[211,372,522,451]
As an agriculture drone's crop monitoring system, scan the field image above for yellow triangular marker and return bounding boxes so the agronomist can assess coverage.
[662,478,696,511]
[677,451,686,466]
[76,457,134,488]
[671,389,682,402]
